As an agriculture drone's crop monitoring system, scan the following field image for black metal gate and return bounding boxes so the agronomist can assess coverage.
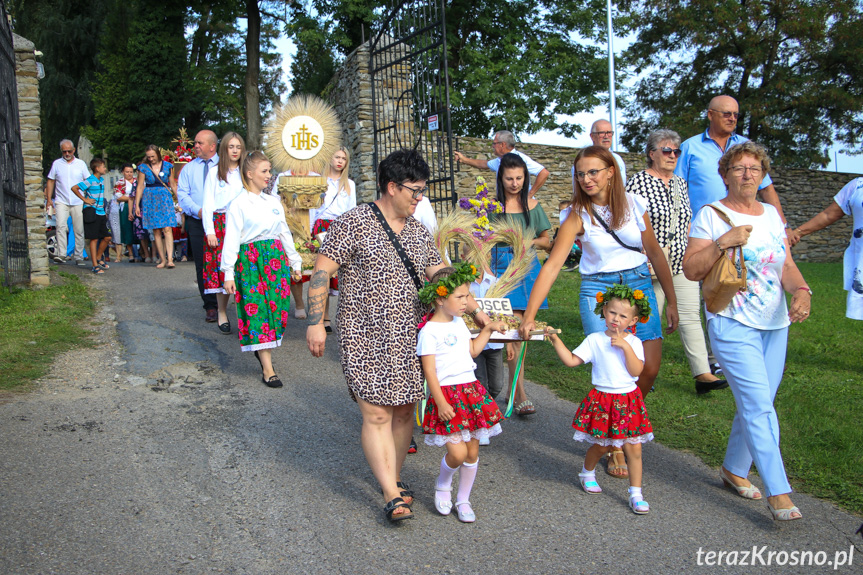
[0,0,30,286]
[370,0,455,220]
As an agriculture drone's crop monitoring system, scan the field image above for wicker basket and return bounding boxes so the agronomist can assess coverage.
[278,175,327,209]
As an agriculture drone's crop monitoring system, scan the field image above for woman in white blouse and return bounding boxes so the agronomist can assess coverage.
[310,147,357,332]
[222,151,302,388]
[202,132,246,334]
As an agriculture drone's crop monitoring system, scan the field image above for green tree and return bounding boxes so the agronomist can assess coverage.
[288,0,609,138]
[9,0,106,172]
[618,0,863,168]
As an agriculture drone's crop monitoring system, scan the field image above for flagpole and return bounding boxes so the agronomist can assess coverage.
[607,0,617,151]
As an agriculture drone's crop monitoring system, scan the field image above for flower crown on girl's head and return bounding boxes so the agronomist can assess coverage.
[595,283,652,323]
[418,262,481,305]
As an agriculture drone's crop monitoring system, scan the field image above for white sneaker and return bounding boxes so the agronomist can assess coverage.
[479,436,490,446]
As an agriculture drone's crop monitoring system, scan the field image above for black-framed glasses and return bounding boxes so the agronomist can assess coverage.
[575,167,611,181]
[660,147,682,157]
[591,130,614,137]
[709,109,740,119]
[398,182,428,199]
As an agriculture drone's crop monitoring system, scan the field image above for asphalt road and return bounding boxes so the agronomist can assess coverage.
[1,261,860,575]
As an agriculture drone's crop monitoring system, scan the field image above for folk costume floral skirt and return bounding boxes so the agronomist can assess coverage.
[203,212,227,294]
[233,238,291,352]
[572,388,654,447]
[312,218,338,292]
[423,380,504,446]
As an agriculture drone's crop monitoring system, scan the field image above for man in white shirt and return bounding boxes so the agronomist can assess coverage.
[588,119,627,184]
[45,139,91,264]
[455,130,549,198]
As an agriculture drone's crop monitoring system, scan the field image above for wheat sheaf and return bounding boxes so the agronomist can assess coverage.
[263,94,342,175]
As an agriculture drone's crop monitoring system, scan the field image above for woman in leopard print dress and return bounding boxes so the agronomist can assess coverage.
[306,149,491,522]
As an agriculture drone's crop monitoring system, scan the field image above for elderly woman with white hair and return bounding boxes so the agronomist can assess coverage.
[627,129,727,395]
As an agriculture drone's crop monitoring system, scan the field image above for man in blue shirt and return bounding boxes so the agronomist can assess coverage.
[177,130,220,322]
[675,95,792,238]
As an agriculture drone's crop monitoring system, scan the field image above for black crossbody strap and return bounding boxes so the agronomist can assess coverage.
[368,202,425,291]
[591,207,642,253]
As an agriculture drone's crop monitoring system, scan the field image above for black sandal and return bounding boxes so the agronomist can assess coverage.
[384,497,413,522]
[381,481,414,504]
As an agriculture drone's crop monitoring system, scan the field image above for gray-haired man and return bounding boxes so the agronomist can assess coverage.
[455,130,550,198]
[45,139,90,264]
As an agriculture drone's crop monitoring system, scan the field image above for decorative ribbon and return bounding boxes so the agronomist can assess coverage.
[416,379,428,426]
[504,342,528,418]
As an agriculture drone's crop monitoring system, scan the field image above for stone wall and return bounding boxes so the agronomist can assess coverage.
[13,33,48,286]
[452,136,858,262]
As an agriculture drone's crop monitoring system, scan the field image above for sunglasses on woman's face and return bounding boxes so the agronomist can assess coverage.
[660,147,682,157]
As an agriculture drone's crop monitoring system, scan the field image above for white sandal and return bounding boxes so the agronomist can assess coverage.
[455,501,475,523]
[434,485,453,516]
[629,494,650,515]
[719,467,762,500]
[578,471,602,494]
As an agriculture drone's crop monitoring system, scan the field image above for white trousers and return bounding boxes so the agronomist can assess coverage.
[652,273,714,377]
[55,202,84,259]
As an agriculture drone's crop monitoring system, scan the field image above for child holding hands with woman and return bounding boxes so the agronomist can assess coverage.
[545,283,655,514]
[417,263,508,523]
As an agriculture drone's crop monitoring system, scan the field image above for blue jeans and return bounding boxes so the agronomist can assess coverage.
[708,315,791,497]
[578,263,663,340]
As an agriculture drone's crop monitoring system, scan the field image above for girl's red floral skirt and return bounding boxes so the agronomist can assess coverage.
[234,238,291,352]
[422,380,504,446]
[203,212,226,294]
[572,388,654,447]
[291,218,339,291]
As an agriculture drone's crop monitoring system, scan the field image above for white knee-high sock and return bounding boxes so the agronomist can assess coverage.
[457,459,479,502]
[437,455,458,490]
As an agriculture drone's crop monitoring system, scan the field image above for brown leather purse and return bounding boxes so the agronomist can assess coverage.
[703,205,748,313]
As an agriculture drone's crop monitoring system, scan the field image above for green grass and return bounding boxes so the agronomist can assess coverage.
[528,262,863,515]
[0,271,96,390]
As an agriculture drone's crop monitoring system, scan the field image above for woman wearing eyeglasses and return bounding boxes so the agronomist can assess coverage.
[627,130,727,396]
[520,145,678,478]
[682,141,810,521]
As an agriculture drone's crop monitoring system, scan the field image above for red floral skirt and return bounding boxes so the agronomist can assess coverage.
[422,380,504,445]
[203,212,226,294]
[234,238,291,352]
[572,388,654,447]
[306,218,338,291]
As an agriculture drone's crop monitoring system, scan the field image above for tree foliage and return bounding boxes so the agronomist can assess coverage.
[9,0,105,172]
[288,0,610,138]
[618,0,863,168]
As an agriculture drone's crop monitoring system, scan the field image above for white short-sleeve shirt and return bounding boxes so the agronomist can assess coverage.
[47,157,90,206]
[572,331,644,394]
[578,193,649,275]
[690,201,789,330]
[416,317,477,387]
[487,149,545,176]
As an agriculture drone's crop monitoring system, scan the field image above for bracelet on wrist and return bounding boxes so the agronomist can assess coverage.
[796,286,812,296]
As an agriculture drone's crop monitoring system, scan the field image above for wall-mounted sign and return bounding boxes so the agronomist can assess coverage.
[428,114,439,131]
[282,116,324,160]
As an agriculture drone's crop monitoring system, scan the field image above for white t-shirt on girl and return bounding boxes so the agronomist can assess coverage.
[572,331,645,394]
[690,201,789,330]
[578,193,649,275]
[416,317,477,387]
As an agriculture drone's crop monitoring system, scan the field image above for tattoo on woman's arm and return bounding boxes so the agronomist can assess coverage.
[307,270,329,324]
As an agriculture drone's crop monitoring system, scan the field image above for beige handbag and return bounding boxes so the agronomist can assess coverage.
[703,205,748,313]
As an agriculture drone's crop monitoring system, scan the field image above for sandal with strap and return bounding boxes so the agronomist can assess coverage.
[767,503,802,521]
[380,481,414,505]
[384,497,414,522]
[719,467,762,500]
[455,501,476,523]
[606,449,629,478]
[578,471,602,494]
[434,485,453,515]
[514,400,536,416]
[629,494,650,515]
[91,266,104,275]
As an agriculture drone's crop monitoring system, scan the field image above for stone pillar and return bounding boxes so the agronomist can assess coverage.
[326,41,377,204]
[13,33,48,286]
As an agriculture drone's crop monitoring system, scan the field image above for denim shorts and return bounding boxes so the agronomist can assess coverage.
[579,262,663,341]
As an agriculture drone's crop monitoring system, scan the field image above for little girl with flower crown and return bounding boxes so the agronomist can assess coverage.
[417,262,507,522]
[545,283,655,514]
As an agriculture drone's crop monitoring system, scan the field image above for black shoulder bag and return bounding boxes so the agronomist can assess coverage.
[590,207,642,253]
[368,202,425,291]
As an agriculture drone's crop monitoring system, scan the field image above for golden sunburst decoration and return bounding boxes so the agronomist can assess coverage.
[263,94,342,175]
